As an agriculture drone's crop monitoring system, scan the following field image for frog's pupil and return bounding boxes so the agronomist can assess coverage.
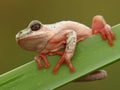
[31,23,41,31]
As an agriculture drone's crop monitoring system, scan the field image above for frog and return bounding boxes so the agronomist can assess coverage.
[16,15,116,81]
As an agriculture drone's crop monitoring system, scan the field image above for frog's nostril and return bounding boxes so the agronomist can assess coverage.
[19,31,22,34]
[16,32,22,39]
[18,31,23,37]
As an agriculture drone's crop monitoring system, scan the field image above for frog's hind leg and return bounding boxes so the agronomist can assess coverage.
[75,70,107,82]
[92,15,116,46]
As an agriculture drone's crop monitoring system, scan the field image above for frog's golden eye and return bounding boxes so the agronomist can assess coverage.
[30,23,41,31]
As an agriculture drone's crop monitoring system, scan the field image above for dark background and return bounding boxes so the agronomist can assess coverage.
[0,0,120,90]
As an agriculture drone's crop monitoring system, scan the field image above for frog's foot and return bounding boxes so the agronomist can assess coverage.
[92,15,116,46]
[75,70,107,82]
[51,52,75,74]
[35,54,50,69]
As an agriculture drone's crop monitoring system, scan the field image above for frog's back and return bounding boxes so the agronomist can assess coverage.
[56,21,92,41]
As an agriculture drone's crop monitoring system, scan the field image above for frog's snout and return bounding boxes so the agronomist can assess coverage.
[16,29,31,40]
[16,31,22,39]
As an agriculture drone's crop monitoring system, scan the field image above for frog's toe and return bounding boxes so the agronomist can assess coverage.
[38,64,43,69]
[99,24,116,46]
[44,63,50,68]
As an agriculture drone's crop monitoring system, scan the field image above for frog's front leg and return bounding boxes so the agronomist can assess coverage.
[35,54,50,69]
[92,15,116,45]
[53,30,77,73]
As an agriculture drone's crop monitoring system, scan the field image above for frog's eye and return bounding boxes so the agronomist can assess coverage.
[30,23,41,31]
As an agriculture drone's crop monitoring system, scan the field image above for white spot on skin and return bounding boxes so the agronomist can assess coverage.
[66,31,77,52]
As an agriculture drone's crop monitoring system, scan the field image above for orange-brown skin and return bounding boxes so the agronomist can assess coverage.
[16,15,115,81]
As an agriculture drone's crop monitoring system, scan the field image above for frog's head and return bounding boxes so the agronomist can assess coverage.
[16,20,56,52]
[16,20,45,51]
[16,20,42,40]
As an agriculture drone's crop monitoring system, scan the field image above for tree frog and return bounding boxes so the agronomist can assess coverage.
[16,15,115,81]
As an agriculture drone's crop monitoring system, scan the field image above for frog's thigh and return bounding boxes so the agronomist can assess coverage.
[75,70,107,82]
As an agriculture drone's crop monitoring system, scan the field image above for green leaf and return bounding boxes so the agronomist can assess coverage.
[0,24,120,90]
